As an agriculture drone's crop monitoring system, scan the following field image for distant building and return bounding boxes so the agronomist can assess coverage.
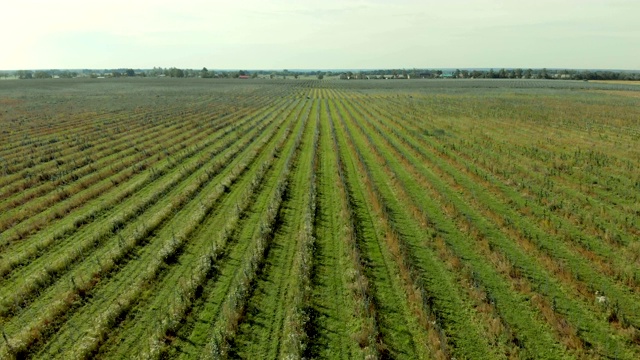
[239,75,250,79]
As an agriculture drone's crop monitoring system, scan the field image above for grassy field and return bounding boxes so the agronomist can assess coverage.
[0,78,639,359]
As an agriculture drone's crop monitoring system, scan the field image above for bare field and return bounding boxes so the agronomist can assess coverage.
[592,80,640,86]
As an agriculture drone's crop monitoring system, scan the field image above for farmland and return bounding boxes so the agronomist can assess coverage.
[0,77,639,359]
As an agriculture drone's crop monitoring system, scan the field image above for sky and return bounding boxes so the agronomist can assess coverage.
[1,0,639,70]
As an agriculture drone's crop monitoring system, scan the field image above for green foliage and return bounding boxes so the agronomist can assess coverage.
[16,70,33,79]
[0,79,639,359]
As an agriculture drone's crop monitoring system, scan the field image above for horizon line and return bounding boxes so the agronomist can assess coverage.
[2,67,639,72]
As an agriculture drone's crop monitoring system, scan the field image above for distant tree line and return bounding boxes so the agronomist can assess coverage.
[146,68,310,79]
[10,70,80,79]
[4,67,639,81]
[3,68,327,80]
[338,68,640,81]
[448,68,640,81]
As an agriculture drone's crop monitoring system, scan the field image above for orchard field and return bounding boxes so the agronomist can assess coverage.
[0,78,639,359]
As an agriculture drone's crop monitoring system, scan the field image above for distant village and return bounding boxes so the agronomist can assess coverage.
[3,67,639,81]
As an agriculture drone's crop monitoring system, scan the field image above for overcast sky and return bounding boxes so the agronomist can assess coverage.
[1,0,638,70]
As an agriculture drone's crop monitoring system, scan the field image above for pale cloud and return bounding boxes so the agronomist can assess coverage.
[0,0,638,70]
